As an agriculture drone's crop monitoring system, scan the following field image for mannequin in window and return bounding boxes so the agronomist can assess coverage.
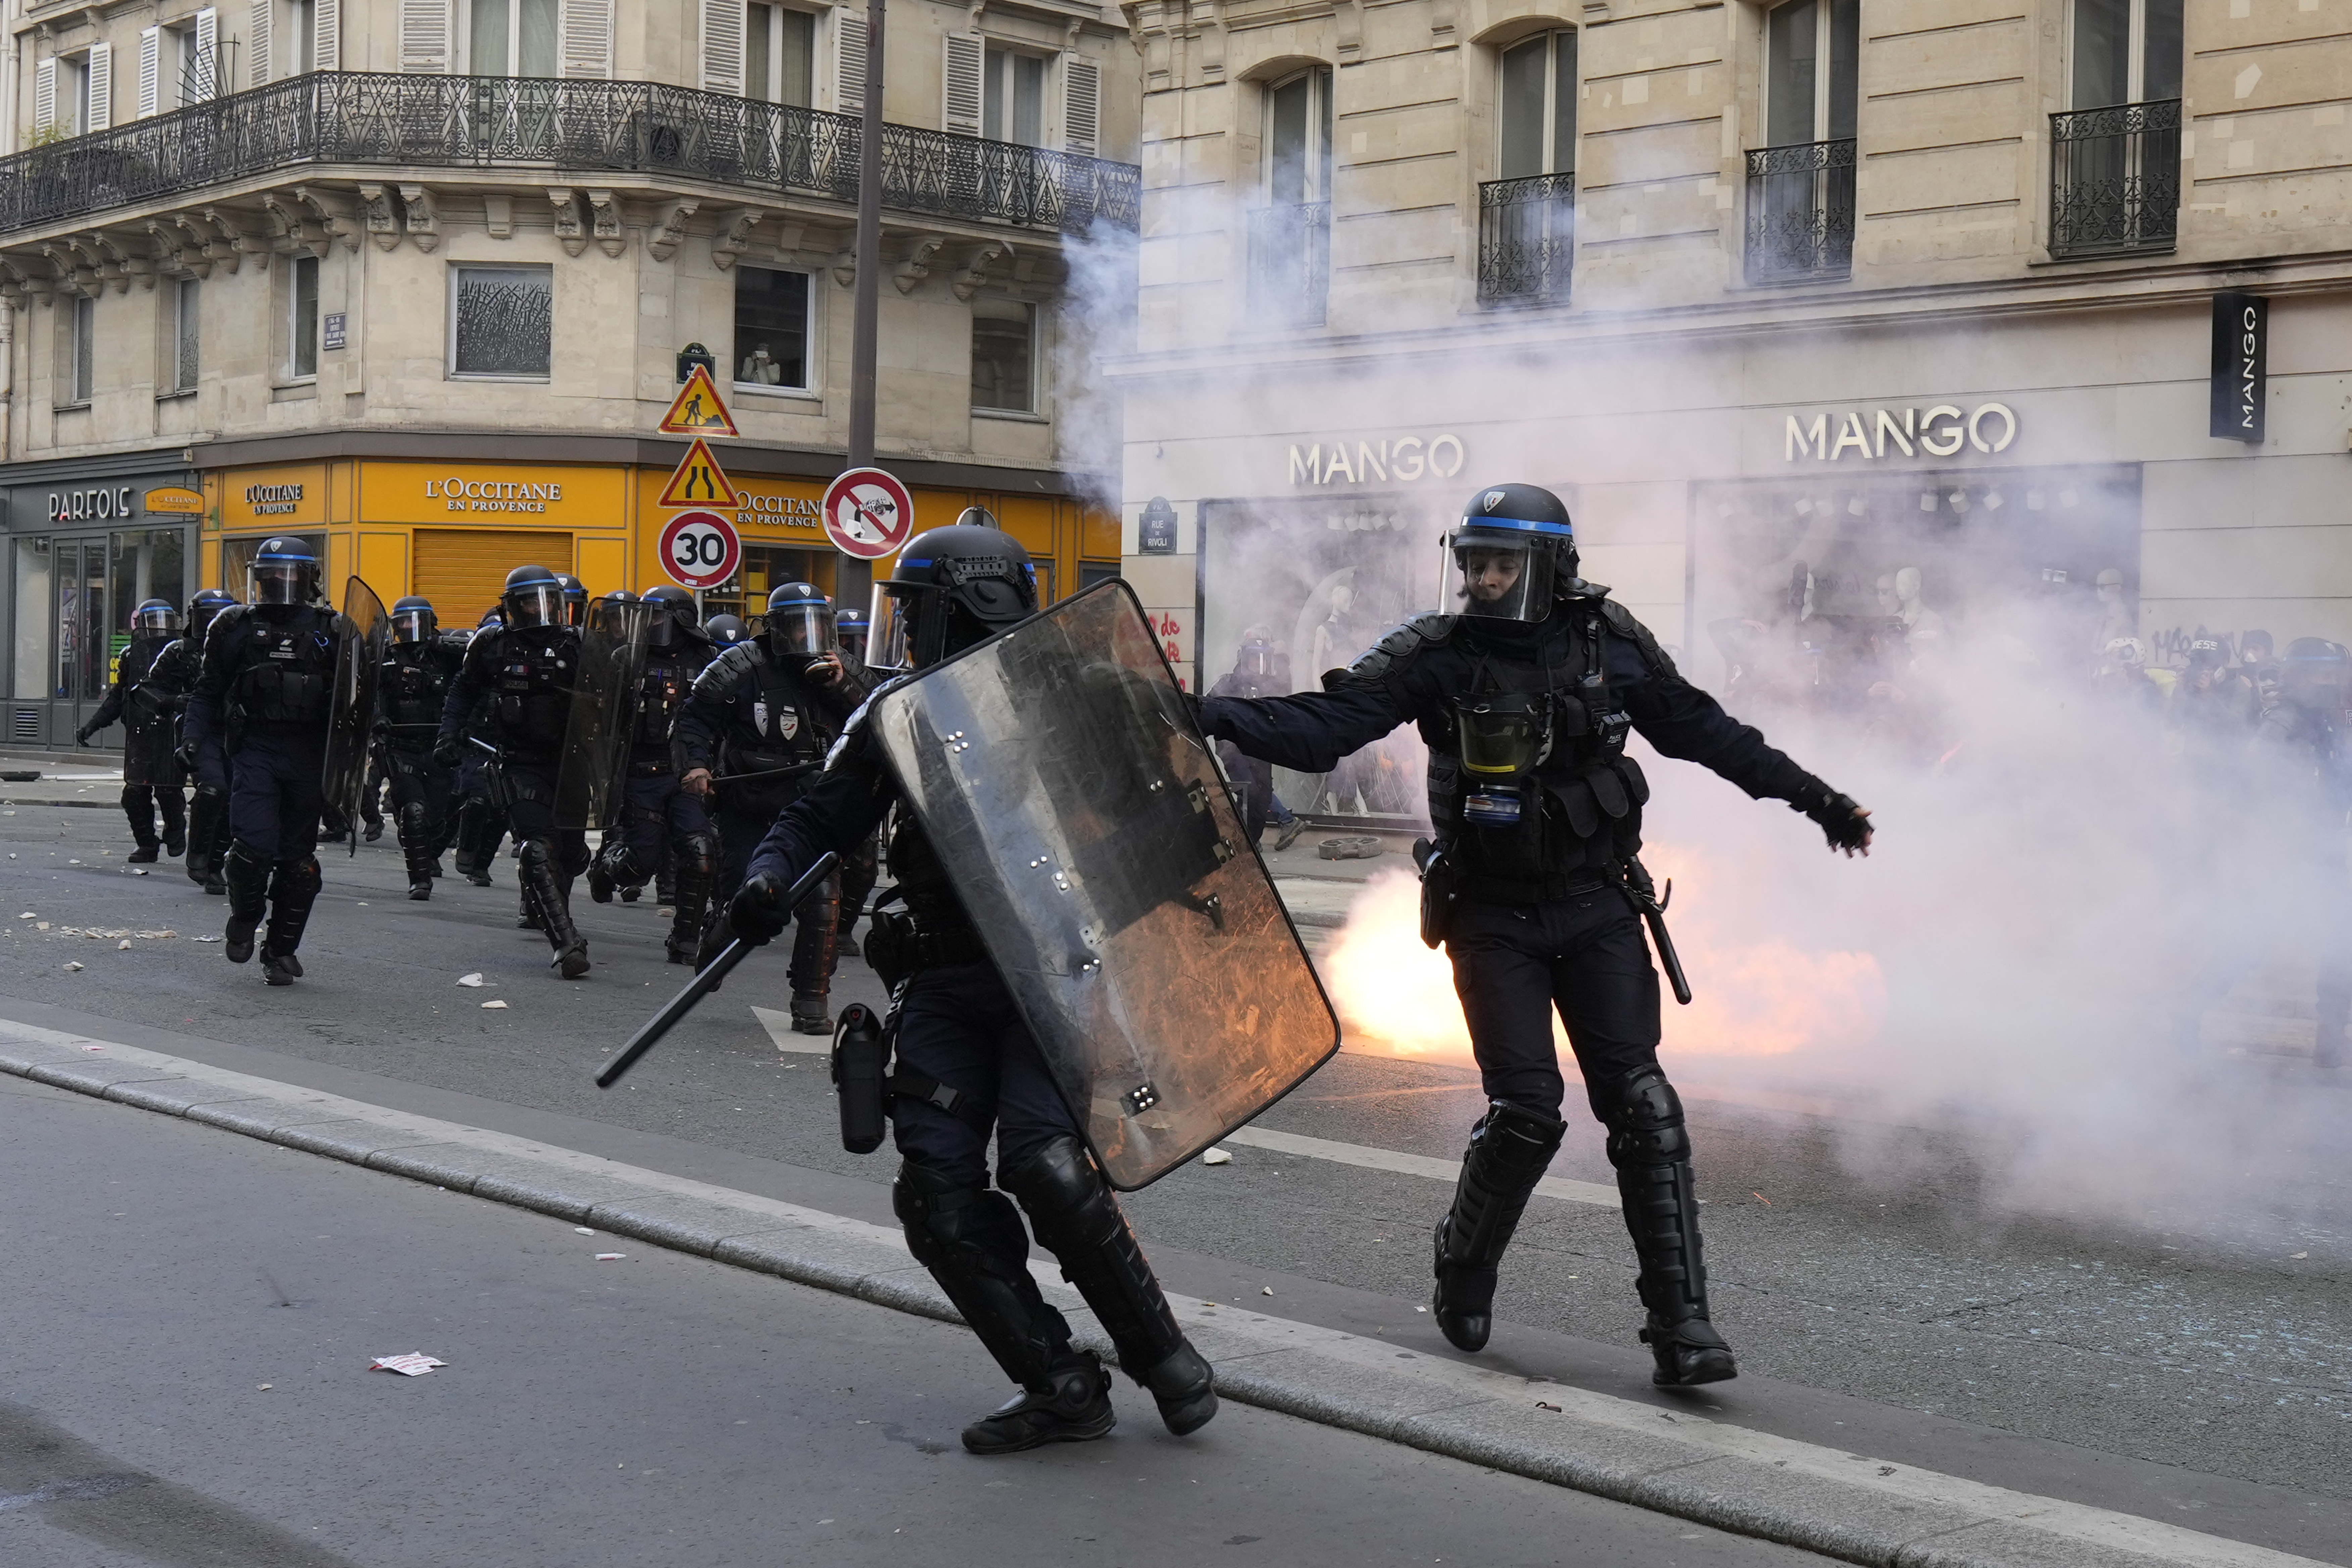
[740,342,783,386]
[1892,566,1945,642]
[2094,568,2133,656]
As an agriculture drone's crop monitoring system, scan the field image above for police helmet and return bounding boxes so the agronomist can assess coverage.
[186,588,237,643]
[131,598,179,638]
[640,584,696,649]
[390,595,437,645]
[2282,637,2349,706]
[249,536,320,607]
[478,606,505,631]
[705,614,749,646]
[1234,634,1276,683]
[1448,484,1575,624]
[763,582,836,661]
[502,565,565,629]
[953,505,999,531]
[869,525,1038,671]
[555,573,589,628]
[833,605,869,659]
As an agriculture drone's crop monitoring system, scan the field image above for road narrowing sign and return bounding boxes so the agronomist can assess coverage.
[821,467,915,560]
[656,437,744,509]
[658,510,742,590]
[659,365,739,437]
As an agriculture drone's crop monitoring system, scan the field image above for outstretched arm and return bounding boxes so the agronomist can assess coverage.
[1198,684,1408,774]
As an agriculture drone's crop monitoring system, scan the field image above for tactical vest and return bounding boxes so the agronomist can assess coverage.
[487,627,577,755]
[634,653,695,748]
[120,636,175,725]
[716,648,830,815]
[228,609,338,729]
[381,646,452,739]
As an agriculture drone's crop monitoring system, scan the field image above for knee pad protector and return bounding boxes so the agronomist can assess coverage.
[892,1162,1025,1274]
[680,833,720,877]
[516,836,556,873]
[276,855,324,902]
[998,1135,1113,1227]
[1472,1100,1568,1175]
[1603,1067,1691,1168]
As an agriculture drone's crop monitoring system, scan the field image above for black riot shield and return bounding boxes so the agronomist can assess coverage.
[554,594,655,831]
[867,580,1341,1190]
[321,577,389,853]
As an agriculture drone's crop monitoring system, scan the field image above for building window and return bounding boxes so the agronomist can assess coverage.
[971,298,1034,413]
[289,0,317,75]
[2050,0,2182,258]
[170,17,219,107]
[1765,0,1858,148]
[746,3,815,106]
[449,264,553,379]
[170,276,200,393]
[290,255,320,380]
[733,267,812,391]
[1481,30,1578,304]
[1267,66,1333,205]
[59,54,92,135]
[469,0,558,78]
[2071,0,2182,108]
[983,46,1047,146]
[1747,0,1859,283]
[1498,31,1575,181]
[1250,66,1334,326]
[67,296,95,404]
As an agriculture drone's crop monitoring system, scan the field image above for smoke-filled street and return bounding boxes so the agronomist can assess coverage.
[0,787,2344,1564]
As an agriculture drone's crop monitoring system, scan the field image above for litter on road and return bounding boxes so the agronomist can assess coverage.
[61,961,81,972]
[370,1353,446,1377]
[594,1253,625,1262]
[457,973,486,987]
[480,1000,508,1010]
[1202,1148,1233,1166]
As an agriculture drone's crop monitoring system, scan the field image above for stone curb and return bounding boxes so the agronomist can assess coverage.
[0,1029,2322,1568]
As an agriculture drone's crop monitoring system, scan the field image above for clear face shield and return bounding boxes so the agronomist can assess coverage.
[390,607,433,645]
[1235,642,1276,682]
[1450,533,1558,623]
[563,594,587,629]
[134,605,180,638]
[506,583,564,628]
[766,603,837,658]
[866,585,918,672]
[249,561,310,606]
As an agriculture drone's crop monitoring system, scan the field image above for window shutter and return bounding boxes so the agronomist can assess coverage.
[315,0,341,69]
[559,0,613,78]
[1061,54,1098,155]
[85,43,112,131]
[247,0,271,84]
[137,30,161,117]
[834,8,867,114]
[192,8,219,99]
[33,57,55,135]
[700,0,745,94]
[399,0,451,73]
[941,33,982,136]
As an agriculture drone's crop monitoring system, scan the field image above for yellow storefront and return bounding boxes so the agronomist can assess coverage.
[202,459,1119,622]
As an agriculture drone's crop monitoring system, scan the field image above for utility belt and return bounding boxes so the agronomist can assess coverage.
[1412,835,1611,948]
[859,890,985,990]
[627,754,676,779]
[830,999,996,1154]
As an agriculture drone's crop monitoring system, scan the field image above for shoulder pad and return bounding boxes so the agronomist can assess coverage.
[701,640,762,691]
[824,673,914,772]
[1334,613,1454,688]
[1599,599,1680,679]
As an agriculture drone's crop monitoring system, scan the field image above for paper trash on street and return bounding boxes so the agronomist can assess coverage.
[480,999,508,1010]
[370,1354,446,1377]
[456,973,486,987]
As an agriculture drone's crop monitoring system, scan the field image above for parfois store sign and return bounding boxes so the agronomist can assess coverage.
[2209,292,2266,444]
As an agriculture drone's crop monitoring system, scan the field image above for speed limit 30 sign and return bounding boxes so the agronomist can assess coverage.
[658,510,742,590]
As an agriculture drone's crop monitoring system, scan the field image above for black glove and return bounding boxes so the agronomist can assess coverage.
[74,726,94,747]
[728,873,792,945]
[175,741,197,770]
[1792,777,1872,855]
[433,735,463,768]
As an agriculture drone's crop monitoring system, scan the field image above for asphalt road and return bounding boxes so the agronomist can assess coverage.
[0,1074,1832,1568]
[0,797,2344,1542]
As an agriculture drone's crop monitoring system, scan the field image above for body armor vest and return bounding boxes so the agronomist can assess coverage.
[1426,611,1649,902]
[486,627,576,755]
[717,649,830,814]
[228,609,338,729]
[118,636,175,725]
[635,653,696,748]
[381,646,454,741]
[883,803,967,927]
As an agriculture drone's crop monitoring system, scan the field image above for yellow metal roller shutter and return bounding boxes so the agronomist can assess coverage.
[412,529,572,624]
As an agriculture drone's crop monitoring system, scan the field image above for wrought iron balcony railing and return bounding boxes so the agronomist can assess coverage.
[1477,171,1573,304]
[0,71,1139,239]
[1744,137,1856,284]
[1246,200,1330,328]
[2049,98,2180,260]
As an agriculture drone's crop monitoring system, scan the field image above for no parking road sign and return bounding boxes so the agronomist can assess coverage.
[822,467,915,560]
[658,510,742,590]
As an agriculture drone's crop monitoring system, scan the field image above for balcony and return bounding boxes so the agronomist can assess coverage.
[2049,99,2180,261]
[1246,201,1330,328]
[0,71,1139,243]
[1477,172,1574,305]
[1744,137,1856,284]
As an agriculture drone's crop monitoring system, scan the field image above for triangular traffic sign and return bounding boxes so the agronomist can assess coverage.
[656,437,744,508]
[658,364,739,437]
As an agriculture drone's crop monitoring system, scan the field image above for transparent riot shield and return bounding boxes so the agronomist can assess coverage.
[555,594,655,831]
[322,576,389,854]
[868,580,1341,1190]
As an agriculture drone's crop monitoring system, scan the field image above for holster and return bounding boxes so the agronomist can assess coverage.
[1413,837,1455,950]
[832,1000,891,1154]
[484,757,513,811]
[862,909,914,990]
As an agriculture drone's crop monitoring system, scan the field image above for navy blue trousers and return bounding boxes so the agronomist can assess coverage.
[504,760,589,881]
[614,773,713,866]
[228,731,326,865]
[1446,891,1663,1123]
[889,960,1082,1189]
[382,746,453,824]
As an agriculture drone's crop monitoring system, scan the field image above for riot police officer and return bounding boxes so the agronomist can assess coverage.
[833,604,869,667]
[160,588,238,892]
[437,566,591,978]
[377,596,466,900]
[1200,484,1874,1387]
[79,598,188,863]
[705,614,750,647]
[676,581,864,1032]
[556,573,589,629]
[586,586,722,962]
[448,607,508,886]
[727,524,1217,1453]
[183,539,352,986]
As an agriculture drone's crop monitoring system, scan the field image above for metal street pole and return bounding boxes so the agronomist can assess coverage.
[845,0,885,469]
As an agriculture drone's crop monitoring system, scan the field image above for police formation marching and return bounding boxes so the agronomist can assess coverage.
[77,486,1877,1454]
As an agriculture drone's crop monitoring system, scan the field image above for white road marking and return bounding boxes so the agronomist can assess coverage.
[1224,1124,1619,1207]
[752,1006,829,1055]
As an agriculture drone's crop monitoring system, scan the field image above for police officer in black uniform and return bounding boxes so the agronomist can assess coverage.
[705,614,749,648]
[436,566,591,978]
[447,607,507,886]
[586,585,722,962]
[1201,485,1874,1387]
[160,588,238,892]
[676,581,864,1032]
[557,573,589,628]
[79,598,188,863]
[376,596,466,900]
[726,525,1218,1454]
[183,539,351,986]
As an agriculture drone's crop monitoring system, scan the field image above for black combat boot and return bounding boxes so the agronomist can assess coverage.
[893,1162,1115,1455]
[397,802,438,900]
[587,840,643,906]
[1002,1136,1218,1437]
[186,786,228,887]
[158,788,187,858]
[221,841,270,964]
[258,857,323,986]
[122,786,160,863]
[1431,1100,1567,1353]
[1604,1067,1736,1387]
[665,834,716,965]
[519,837,589,978]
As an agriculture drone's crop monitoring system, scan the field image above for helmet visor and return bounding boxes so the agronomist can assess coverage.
[506,583,564,627]
[867,586,916,672]
[766,603,837,658]
[134,606,180,637]
[1236,644,1275,681]
[249,561,309,606]
[1451,533,1557,623]
[391,607,432,644]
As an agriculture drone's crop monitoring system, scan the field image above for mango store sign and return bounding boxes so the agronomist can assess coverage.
[1785,402,2017,462]
[1289,432,1467,487]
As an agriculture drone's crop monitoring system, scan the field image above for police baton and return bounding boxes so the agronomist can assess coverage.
[596,850,839,1089]
[1622,856,1694,1007]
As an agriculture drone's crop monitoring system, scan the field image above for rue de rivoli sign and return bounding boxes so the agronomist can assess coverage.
[1785,402,2018,462]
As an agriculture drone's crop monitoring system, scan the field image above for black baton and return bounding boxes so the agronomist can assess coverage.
[1623,858,1693,1007]
[596,850,840,1089]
